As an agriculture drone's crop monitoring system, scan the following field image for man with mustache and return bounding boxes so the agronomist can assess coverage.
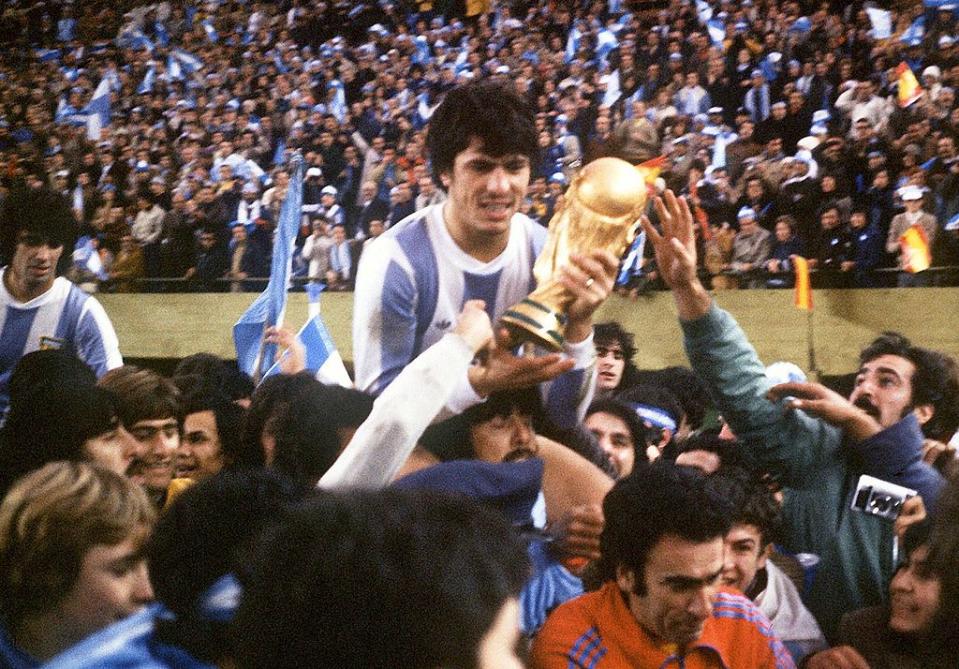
[99,366,182,510]
[0,186,122,419]
[353,80,618,429]
[643,191,959,640]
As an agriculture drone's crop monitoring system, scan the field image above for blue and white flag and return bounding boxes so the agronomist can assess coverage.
[137,64,156,94]
[616,230,647,287]
[124,28,154,53]
[83,78,111,141]
[865,7,892,40]
[35,48,60,62]
[696,0,713,23]
[73,236,108,281]
[166,54,183,80]
[272,137,287,166]
[234,155,305,380]
[172,48,203,74]
[328,80,347,123]
[202,18,218,42]
[565,23,581,63]
[900,16,925,44]
[707,18,726,47]
[595,27,619,69]
[154,21,170,47]
[412,35,432,65]
[262,283,353,387]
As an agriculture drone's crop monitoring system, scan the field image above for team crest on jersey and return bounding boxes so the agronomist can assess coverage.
[39,336,66,351]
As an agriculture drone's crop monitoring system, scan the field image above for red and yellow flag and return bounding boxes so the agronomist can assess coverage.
[897,62,923,108]
[899,224,931,273]
[792,255,813,310]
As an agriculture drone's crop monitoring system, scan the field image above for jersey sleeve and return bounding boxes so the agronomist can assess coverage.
[75,297,123,377]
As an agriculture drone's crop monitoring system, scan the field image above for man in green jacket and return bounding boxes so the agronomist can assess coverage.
[642,191,959,639]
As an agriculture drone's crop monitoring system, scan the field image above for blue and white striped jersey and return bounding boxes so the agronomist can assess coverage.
[353,204,596,426]
[0,271,123,415]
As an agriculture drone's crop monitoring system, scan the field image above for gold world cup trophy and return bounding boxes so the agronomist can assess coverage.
[500,157,651,351]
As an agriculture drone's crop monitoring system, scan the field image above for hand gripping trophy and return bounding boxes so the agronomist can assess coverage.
[500,157,651,350]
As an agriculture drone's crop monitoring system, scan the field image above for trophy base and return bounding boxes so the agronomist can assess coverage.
[499,299,566,352]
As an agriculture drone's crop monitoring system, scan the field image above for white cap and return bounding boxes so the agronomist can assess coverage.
[900,185,924,201]
[321,185,338,196]
[306,167,322,177]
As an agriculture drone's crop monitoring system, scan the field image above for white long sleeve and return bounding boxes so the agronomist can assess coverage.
[318,332,475,490]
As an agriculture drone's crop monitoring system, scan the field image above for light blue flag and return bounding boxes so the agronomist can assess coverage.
[262,283,353,387]
[35,48,60,62]
[565,24,580,63]
[707,18,726,47]
[328,80,347,123]
[137,64,155,94]
[126,29,154,52]
[155,21,169,47]
[167,54,182,80]
[233,155,305,380]
[172,48,203,74]
[865,7,892,39]
[696,0,713,23]
[616,230,647,286]
[83,77,111,140]
[900,16,925,44]
[272,137,287,166]
[202,18,218,42]
[595,27,619,69]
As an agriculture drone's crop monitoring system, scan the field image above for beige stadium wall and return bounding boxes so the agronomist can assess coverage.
[99,288,959,376]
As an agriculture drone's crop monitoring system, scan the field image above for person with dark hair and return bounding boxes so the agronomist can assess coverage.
[592,321,641,398]
[644,190,958,638]
[583,398,653,478]
[98,365,182,508]
[175,390,245,482]
[0,383,137,497]
[807,521,957,668]
[711,469,827,663]
[6,349,96,411]
[232,489,529,669]
[616,384,686,460]
[0,186,122,416]
[0,462,155,666]
[531,460,794,668]
[353,79,618,431]
[634,366,714,437]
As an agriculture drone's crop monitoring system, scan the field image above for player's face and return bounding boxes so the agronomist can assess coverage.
[469,409,536,463]
[8,232,63,296]
[442,137,530,245]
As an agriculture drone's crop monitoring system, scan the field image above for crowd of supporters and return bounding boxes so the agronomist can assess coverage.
[4,1,959,668]
[2,0,959,292]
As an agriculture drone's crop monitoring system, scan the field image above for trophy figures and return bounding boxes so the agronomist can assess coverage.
[500,157,650,350]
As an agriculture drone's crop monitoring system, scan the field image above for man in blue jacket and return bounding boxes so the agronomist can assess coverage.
[641,191,959,639]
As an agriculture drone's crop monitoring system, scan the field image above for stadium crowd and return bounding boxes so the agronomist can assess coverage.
[3,0,959,668]
[2,0,959,292]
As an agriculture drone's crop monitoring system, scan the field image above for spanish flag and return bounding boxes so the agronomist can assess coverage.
[792,255,813,310]
[899,224,931,273]
[897,62,922,108]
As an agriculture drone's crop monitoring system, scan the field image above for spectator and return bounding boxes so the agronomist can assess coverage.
[643,190,959,637]
[729,206,773,288]
[887,185,938,287]
[0,462,155,665]
[232,489,528,669]
[531,460,793,668]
